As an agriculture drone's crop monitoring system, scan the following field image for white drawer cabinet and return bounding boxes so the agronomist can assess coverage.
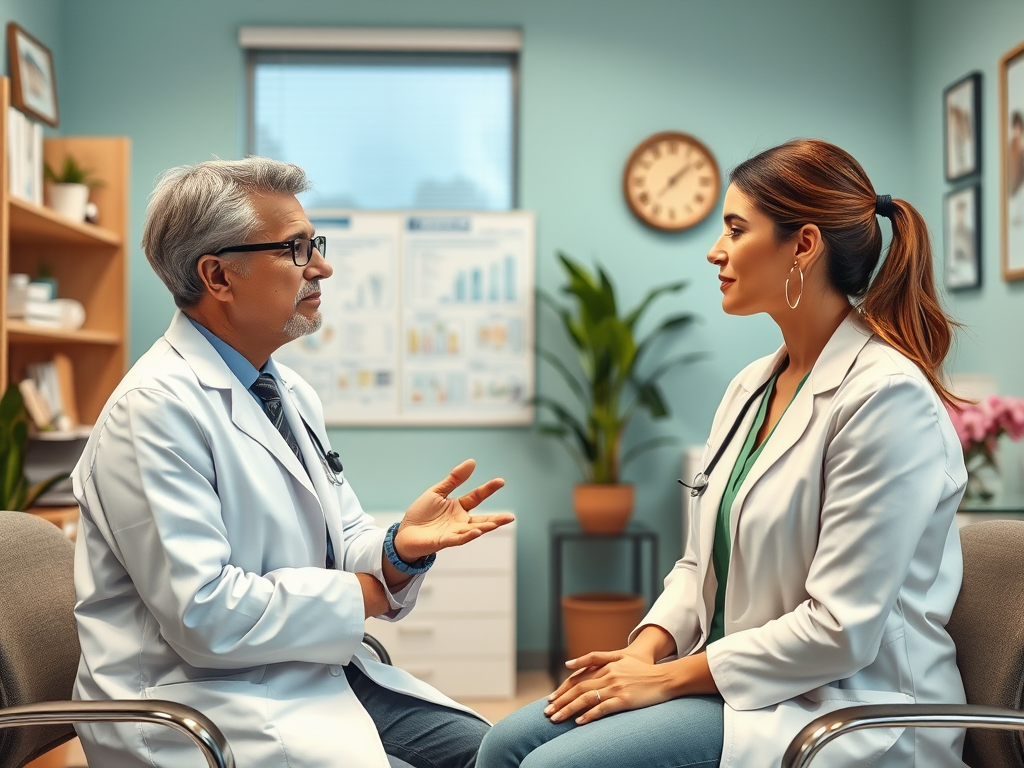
[365,512,516,699]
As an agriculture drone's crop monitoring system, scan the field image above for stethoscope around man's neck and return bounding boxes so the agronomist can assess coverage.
[678,358,787,498]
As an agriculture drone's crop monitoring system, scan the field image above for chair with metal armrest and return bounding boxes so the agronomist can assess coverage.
[0,700,233,768]
[0,509,389,768]
[361,632,393,666]
[783,705,1024,768]
[783,520,1024,768]
[0,511,235,768]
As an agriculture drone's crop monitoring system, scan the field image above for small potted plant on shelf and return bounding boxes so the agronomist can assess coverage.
[0,385,68,511]
[44,154,102,222]
[535,252,704,533]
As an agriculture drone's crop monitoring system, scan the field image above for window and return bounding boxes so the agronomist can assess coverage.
[245,29,519,210]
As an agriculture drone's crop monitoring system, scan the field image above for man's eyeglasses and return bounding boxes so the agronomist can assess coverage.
[213,235,326,267]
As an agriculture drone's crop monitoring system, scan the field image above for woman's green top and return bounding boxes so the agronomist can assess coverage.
[707,368,809,645]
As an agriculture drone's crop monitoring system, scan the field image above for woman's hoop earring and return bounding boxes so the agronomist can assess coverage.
[785,261,803,310]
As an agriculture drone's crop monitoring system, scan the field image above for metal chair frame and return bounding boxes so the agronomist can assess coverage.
[784,519,1024,768]
[783,704,1024,768]
[0,699,233,768]
[0,509,392,768]
[0,635,390,768]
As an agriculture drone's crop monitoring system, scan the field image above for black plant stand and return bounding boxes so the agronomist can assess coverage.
[548,520,660,681]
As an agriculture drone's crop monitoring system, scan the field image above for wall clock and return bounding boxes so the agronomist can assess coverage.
[623,131,720,231]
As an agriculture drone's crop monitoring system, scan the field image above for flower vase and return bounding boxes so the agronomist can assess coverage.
[964,452,1000,501]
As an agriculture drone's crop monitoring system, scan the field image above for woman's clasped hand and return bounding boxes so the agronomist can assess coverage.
[544,627,718,725]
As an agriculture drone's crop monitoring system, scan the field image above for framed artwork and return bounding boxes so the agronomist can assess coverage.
[944,72,981,182]
[5,23,58,127]
[1001,40,1024,280]
[944,183,982,290]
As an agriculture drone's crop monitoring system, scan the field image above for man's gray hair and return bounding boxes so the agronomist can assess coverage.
[142,157,310,308]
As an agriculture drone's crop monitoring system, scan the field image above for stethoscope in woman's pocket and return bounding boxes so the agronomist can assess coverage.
[678,364,781,498]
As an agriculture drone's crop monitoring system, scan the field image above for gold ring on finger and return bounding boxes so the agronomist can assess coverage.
[594,689,601,704]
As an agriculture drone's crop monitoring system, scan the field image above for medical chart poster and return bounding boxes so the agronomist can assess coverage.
[274,213,403,424]
[275,210,535,426]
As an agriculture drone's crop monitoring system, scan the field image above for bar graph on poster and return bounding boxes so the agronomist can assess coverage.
[274,210,535,425]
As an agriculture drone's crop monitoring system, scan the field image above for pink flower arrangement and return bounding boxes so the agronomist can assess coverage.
[945,394,1024,464]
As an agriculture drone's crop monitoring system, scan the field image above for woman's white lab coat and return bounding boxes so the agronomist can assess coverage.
[638,311,968,767]
[72,311,482,768]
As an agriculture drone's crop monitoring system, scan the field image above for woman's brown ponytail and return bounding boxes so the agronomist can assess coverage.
[860,199,959,405]
[731,139,961,407]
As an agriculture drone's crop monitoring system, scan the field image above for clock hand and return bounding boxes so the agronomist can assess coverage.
[658,162,694,197]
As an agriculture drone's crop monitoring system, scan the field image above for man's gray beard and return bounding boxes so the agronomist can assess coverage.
[283,279,322,339]
[283,310,322,340]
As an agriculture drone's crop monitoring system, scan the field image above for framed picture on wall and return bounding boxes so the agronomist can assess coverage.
[5,23,59,127]
[944,183,981,290]
[944,72,981,182]
[1001,40,1024,280]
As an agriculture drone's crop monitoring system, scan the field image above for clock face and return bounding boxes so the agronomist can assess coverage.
[623,132,721,231]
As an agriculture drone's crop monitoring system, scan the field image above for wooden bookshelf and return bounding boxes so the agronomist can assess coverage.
[9,196,122,247]
[2,76,129,768]
[0,77,130,426]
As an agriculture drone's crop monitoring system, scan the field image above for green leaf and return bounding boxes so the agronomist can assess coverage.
[557,253,615,323]
[634,313,697,368]
[44,155,104,187]
[624,280,688,330]
[537,348,588,406]
[22,472,70,511]
[605,319,637,377]
[634,381,671,419]
[638,351,709,384]
[596,265,618,317]
[3,449,22,508]
[537,424,568,438]
[539,288,588,352]
[621,436,679,468]
[531,395,597,462]
[0,384,25,425]
[536,424,591,481]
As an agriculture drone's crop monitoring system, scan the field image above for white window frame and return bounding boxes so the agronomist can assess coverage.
[242,26,521,208]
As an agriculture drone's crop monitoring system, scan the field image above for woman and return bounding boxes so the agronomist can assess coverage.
[479,139,968,768]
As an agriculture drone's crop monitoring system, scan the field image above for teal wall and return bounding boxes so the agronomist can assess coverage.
[11,0,928,657]
[908,0,1024,491]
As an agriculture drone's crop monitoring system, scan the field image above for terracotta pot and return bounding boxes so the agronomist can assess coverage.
[572,483,634,534]
[561,592,646,661]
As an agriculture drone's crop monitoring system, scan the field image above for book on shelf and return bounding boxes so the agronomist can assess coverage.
[17,378,52,429]
[6,106,43,206]
[21,356,77,432]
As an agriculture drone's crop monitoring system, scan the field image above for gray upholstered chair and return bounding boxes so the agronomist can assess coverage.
[783,520,1024,768]
[0,510,232,768]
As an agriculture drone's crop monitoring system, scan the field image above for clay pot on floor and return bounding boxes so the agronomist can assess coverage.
[561,592,646,661]
[572,483,634,534]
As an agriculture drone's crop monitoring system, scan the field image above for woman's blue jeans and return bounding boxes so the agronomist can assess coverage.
[477,694,724,768]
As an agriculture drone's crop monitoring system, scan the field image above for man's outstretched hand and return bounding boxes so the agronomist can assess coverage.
[393,459,511,562]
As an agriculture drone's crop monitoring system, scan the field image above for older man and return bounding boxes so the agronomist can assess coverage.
[72,158,511,768]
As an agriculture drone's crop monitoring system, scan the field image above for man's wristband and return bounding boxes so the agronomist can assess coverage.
[383,522,436,575]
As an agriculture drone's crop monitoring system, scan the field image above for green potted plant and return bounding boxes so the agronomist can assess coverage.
[44,154,102,222]
[1,385,68,511]
[535,252,704,533]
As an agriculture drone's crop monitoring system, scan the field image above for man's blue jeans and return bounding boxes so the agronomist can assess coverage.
[476,695,724,768]
[345,664,489,768]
